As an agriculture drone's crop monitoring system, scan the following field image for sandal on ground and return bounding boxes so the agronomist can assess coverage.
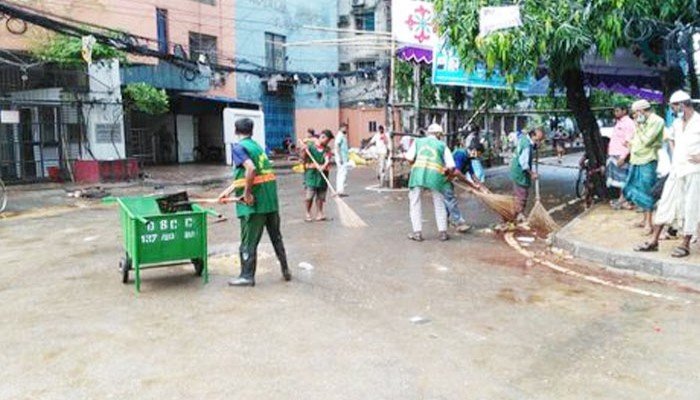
[304,217,313,223]
[315,216,327,222]
[634,242,658,252]
[671,246,690,258]
[407,232,424,242]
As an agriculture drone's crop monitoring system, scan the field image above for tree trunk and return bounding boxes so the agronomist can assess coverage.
[685,37,700,99]
[562,67,607,195]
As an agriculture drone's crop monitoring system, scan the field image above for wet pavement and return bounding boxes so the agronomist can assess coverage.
[2,154,700,399]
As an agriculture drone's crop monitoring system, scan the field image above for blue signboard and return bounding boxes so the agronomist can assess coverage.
[431,36,549,96]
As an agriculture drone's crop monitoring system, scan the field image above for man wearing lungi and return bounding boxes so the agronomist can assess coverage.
[607,103,635,208]
[635,91,700,258]
[624,100,664,234]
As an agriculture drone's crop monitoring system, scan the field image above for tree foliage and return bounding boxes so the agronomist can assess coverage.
[33,34,126,68]
[434,0,629,85]
[394,60,466,108]
[122,83,170,115]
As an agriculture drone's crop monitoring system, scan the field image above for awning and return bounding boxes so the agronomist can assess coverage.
[173,93,260,114]
[398,45,664,101]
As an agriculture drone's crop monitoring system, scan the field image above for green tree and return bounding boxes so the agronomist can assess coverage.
[434,0,633,181]
[122,83,169,115]
[33,34,126,68]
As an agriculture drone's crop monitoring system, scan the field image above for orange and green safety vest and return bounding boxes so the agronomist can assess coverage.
[234,138,278,217]
[408,137,448,192]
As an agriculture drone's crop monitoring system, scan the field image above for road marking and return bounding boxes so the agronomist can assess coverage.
[547,198,582,215]
[364,184,409,193]
[504,232,686,303]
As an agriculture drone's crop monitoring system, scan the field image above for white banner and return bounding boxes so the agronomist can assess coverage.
[391,0,437,48]
[479,5,522,37]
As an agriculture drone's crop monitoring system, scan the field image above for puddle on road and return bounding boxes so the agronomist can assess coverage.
[207,250,275,275]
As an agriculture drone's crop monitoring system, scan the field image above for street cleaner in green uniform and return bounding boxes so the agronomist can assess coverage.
[405,123,456,242]
[218,118,291,287]
[299,130,334,222]
[510,128,545,221]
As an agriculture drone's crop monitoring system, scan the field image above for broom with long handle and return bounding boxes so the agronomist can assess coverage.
[304,146,368,228]
[527,150,560,233]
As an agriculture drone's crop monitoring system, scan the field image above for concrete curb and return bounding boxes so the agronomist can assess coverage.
[554,209,700,285]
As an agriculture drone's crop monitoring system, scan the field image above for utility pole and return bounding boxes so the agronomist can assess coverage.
[386,0,395,189]
[412,63,421,131]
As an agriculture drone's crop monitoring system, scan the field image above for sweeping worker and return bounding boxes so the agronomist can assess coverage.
[443,140,484,233]
[300,130,334,222]
[510,127,545,220]
[406,123,455,242]
[635,91,700,257]
[218,118,291,287]
[623,99,664,234]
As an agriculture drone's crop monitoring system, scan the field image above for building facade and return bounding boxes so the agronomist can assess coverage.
[337,0,390,147]
[235,0,340,151]
[0,0,240,182]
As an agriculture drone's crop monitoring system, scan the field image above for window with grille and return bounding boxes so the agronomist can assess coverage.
[190,0,215,5]
[355,60,375,71]
[189,32,218,65]
[355,12,375,31]
[339,63,351,72]
[265,33,286,71]
[369,121,377,132]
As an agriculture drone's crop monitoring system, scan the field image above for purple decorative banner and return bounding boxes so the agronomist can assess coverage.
[397,46,433,64]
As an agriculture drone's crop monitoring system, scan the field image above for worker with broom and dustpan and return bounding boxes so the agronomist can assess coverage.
[406,123,456,242]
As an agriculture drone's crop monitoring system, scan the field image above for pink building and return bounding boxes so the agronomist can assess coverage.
[0,0,252,182]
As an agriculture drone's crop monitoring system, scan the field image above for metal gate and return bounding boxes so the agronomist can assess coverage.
[262,85,295,151]
[0,101,82,183]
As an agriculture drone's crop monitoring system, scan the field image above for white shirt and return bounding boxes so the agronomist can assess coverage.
[669,111,700,177]
[369,132,388,156]
[405,135,456,169]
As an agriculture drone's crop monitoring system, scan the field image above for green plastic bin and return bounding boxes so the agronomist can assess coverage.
[108,196,218,292]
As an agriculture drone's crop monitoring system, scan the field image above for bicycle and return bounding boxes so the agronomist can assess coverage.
[575,155,605,207]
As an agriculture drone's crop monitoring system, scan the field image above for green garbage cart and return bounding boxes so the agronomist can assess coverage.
[108,195,219,292]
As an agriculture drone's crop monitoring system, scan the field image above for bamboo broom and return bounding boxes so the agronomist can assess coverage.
[527,150,560,233]
[453,181,518,221]
[304,147,368,228]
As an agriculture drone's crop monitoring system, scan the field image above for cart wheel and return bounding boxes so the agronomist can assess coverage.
[192,258,204,277]
[120,257,131,284]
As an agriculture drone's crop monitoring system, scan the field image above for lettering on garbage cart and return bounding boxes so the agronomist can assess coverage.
[140,217,199,245]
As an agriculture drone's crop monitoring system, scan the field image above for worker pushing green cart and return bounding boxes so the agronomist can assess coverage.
[107,194,220,292]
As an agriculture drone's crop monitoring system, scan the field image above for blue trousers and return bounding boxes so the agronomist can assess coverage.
[443,184,466,225]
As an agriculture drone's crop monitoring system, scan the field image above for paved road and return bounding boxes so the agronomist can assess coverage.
[2,155,700,399]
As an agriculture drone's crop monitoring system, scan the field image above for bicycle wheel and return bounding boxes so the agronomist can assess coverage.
[0,179,6,213]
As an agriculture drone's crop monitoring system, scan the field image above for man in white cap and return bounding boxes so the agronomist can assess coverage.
[623,99,664,234]
[405,123,455,241]
[635,91,700,257]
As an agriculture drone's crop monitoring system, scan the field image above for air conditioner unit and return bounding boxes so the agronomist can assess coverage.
[352,0,365,7]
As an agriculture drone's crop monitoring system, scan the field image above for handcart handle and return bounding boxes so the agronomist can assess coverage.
[114,198,149,225]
